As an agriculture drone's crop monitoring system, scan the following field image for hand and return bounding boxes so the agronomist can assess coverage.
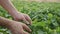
[8,21,31,34]
[13,13,32,25]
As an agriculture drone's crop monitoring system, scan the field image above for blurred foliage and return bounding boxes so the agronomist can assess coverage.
[0,0,60,34]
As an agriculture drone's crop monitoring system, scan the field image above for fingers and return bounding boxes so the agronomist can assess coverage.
[22,24,32,32]
[11,30,29,34]
[24,14,32,25]
[23,17,30,24]
[23,31,29,34]
[11,24,29,34]
[10,25,24,34]
[13,13,32,25]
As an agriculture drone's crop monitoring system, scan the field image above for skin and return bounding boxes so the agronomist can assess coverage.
[0,0,32,34]
[0,16,31,34]
[0,0,32,25]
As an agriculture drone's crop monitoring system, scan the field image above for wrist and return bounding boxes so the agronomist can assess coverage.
[0,16,13,28]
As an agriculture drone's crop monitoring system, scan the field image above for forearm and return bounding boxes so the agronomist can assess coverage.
[0,16,13,27]
[0,0,19,17]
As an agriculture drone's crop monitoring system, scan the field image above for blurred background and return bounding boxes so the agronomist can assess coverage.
[0,0,60,34]
[11,0,60,2]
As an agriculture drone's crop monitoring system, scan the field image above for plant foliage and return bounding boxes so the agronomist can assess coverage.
[0,0,60,34]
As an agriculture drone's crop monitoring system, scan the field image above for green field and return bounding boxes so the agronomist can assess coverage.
[0,0,60,34]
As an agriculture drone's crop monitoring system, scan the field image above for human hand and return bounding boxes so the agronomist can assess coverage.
[13,13,32,25]
[8,21,31,34]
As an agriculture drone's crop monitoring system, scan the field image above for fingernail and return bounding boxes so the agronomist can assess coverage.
[24,21,30,24]
[25,21,29,24]
[30,30,32,32]
[30,30,32,31]
[26,22,30,24]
